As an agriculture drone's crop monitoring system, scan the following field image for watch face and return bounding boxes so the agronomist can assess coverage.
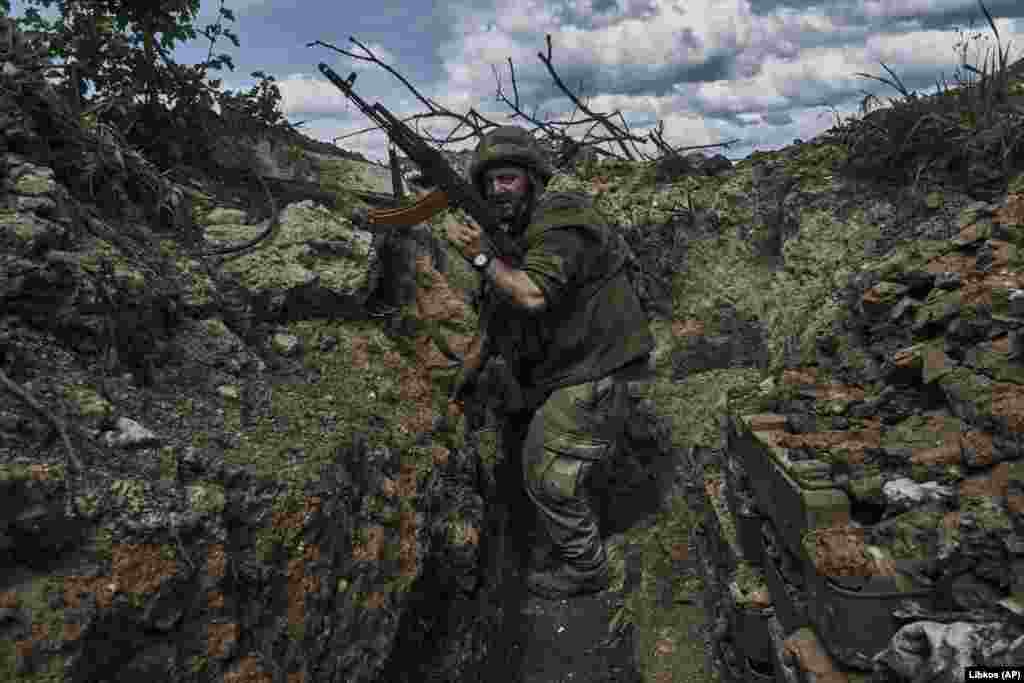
[473,253,488,267]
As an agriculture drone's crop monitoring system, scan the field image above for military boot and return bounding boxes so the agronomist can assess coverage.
[526,543,609,599]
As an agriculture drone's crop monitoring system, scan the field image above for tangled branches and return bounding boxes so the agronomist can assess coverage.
[308,34,740,172]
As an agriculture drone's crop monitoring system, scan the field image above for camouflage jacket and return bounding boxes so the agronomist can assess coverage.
[480,191,655,397]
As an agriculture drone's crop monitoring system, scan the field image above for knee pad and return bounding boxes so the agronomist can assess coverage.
[531,453,592,503]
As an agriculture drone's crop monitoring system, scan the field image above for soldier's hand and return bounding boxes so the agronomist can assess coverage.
[445,398,463,424]
[451,364,481,406]
[445,220,484,263]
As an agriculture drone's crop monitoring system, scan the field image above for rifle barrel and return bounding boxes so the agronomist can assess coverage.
[320,59,523,259]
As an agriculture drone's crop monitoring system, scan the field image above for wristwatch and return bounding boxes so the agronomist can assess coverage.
[471,252,491,271]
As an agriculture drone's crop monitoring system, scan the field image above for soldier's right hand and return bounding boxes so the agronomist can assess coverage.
[451,364,481,406]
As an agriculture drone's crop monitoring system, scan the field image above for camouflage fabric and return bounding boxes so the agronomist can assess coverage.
[480,190,656,395]
[500,355,657,569]
[475,180,657,574]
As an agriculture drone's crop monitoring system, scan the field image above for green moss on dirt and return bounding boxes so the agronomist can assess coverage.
[937,367,993,417]
[787,143,848,193]
[110,479,146,515]
[705,472,739,556]
[961,495,1012,533]
[223,316,452,585]
[186,481,227,516]
[92,526,114,562]
[288,621,306,642]
[159,447,177,481]
[848,473,885,505]
[0,464,61,482]
[13,173,56,196]
[888,509,946,560]
[873,240,951,281]
[226,319,428,486]
[0,575,67,682]
[158,240,216,307]
[254,486,306,562]
[664,195,879,372]
[769,206,881,367]
[669,235,772,327]
[313,157,362,209]
[648,368,763,450]
[63,383,113,419]
[0,645,64,683]
[732,562,770,607]
[1008,459,1024,485]
[74,490,101,519]
[882,414,964,451]
[620,494,714,683]
[969,345,1024,384]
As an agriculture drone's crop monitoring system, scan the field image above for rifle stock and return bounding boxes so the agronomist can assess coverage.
[319,62,523,262]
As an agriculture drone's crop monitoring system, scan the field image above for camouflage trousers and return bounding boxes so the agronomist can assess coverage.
[501,355,656,570]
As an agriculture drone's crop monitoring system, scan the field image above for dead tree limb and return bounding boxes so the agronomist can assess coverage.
[308,37,500,146]
[535,35,644,161]
[491,55,647,167]
[200,165,281,257]
[648,119,741,157]
[311,32,745,171]
[0,368,85,518]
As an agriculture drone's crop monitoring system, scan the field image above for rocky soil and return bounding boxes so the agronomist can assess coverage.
[2,15,1024,683]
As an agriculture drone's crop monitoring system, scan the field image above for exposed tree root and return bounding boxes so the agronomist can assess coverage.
[200,167,282,257]
[0,368,85,518]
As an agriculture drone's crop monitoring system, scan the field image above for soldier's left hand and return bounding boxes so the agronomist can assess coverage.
[445,220,484,262]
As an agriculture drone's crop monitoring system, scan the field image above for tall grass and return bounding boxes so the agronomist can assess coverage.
[820,0,1024,189]
[827,0,1019,133]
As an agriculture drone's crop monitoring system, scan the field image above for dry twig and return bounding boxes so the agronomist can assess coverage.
[309,33,742,166]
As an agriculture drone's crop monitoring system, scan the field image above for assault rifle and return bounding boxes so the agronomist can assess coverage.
[319,62,524,262]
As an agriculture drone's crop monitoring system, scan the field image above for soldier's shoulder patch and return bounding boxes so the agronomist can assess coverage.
[537,191,593,212]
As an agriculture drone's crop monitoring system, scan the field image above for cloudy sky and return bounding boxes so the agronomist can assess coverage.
[9,0,1024,167]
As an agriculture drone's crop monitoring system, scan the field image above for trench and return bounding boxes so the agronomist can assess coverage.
[378,437,686,683]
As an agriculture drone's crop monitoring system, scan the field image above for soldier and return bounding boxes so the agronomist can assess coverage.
[446,126,657,599]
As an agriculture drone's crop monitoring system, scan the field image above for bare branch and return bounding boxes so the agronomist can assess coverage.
[308,38,442,114]
[0,368,84,518]
[311,31,742,170]
[508,57,521,110]
[536,34,637,160]
[331,112,433,144]
[309,36,499,143]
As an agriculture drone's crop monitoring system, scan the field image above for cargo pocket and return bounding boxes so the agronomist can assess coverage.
[539,455,593,501]
[545,430,612,462]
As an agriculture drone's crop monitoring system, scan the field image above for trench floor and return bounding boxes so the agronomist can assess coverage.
[484,448,709,683]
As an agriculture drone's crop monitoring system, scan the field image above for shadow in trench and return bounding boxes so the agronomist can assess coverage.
[380,405,685,683]
[480,442,682,683]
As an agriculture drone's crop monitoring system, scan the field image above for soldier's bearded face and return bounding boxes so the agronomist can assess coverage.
[484,166,531,232]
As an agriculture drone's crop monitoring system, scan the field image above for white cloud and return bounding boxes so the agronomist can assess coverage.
[346,42,400,71]
[274,73,359,117]
[23,0,1024,169]
[695,78,791,113]
[301,119,392,164]
[495,0,562,33]
[861,0,973,20]
[630,108,723,150]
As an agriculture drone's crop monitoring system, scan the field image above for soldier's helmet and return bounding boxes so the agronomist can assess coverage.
[468,126,554,198]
